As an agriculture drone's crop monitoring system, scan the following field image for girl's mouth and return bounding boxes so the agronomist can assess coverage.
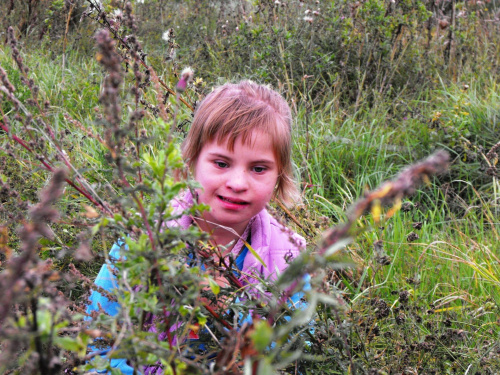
[218,195,249,205]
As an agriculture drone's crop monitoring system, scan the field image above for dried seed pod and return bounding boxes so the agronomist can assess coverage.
[401,202,413,212]
[407,232,419,242]
[439,19,449,29]
[395,313,406,325]
[399,290,410,304]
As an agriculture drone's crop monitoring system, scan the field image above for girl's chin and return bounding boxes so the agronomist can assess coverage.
[213,214,251,227]
[207,211,254,229]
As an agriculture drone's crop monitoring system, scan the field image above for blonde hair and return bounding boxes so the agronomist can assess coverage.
[182,80,300,206]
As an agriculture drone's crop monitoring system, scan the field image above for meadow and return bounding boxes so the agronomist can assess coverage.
[0,0,499,374]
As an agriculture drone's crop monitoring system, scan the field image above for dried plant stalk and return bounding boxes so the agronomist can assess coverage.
[321,150,450,253]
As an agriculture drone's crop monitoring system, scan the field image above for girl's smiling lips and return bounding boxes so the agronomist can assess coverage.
[217,195,249,209]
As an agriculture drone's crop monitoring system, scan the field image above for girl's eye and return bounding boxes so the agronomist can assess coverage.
[253,166,266,173]
[214,161,228,168]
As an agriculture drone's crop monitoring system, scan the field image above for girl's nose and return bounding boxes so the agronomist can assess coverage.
[225,169,248,192]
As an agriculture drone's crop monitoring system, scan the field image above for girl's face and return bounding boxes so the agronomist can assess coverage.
[194,131,279,237]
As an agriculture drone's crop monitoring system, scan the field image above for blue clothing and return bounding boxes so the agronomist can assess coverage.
[235,247,248,273]
[86,241,124,319]
[86,241,134,374]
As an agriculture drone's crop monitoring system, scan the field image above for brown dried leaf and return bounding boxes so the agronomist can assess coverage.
[83,205,99,219]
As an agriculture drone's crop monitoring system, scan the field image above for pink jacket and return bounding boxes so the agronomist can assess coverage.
[170,190,306,284]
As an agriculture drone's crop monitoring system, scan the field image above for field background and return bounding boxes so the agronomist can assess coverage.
[0,0,499,374]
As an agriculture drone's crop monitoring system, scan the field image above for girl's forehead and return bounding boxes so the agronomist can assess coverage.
[213,129,270,149]
[203,130,277,156]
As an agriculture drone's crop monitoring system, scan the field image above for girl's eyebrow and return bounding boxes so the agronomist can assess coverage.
[252,159,276,165]
[208,152,275,165]
[208,152,232,160]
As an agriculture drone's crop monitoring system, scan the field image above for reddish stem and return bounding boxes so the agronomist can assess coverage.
[200,298,234,330]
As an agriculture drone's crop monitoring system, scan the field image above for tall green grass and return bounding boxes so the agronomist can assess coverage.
[286,76,500,371]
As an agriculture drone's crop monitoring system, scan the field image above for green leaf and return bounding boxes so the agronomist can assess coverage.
[179,305,189,316]
[54,336,83,353]
[250,320,273,352]
[37,309,52,336]
[77,332,91,358]
[159,361,175,375]
[196,311,208,326]
[244,241,267,269]
[197,314,207,326]
[16,315,26,328]
[256,359,274,375]
[91,223,100,236]
[54,332,90,358]
[146,353,159,363]
[208,277,220,295]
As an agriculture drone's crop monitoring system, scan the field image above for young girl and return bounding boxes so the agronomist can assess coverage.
[178,80,305,281]
[87,80,306,373]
